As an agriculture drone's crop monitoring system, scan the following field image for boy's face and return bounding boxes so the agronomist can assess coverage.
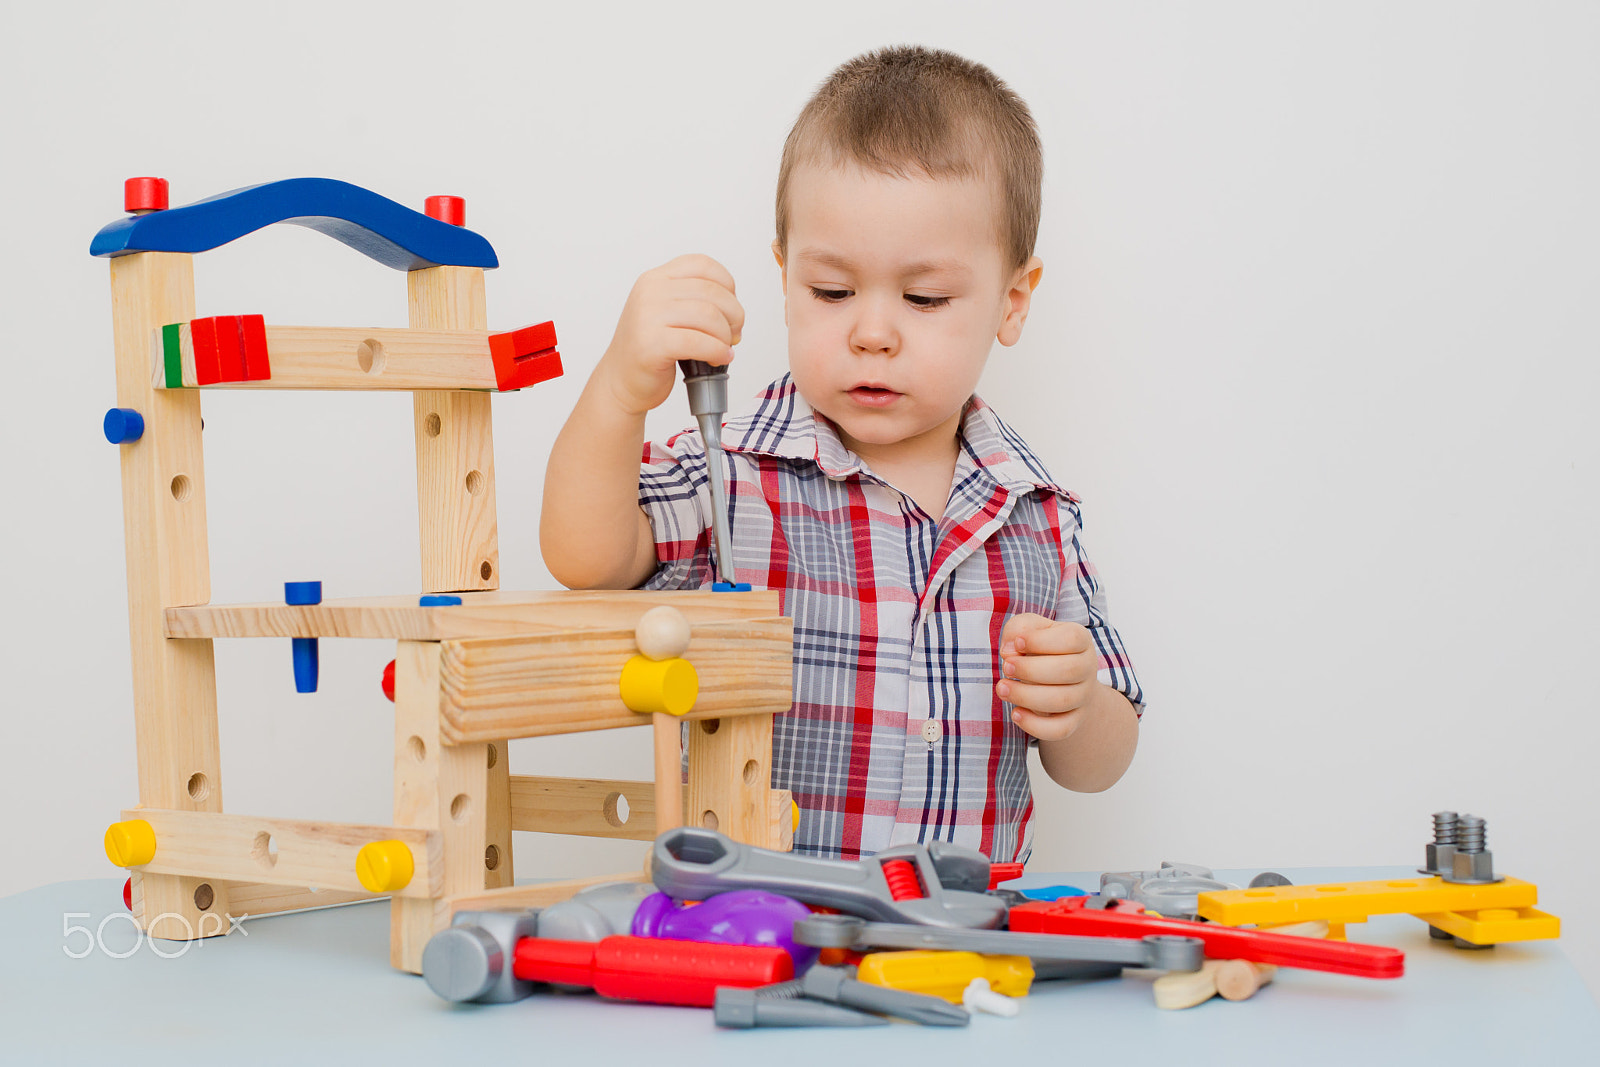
[776,162,1041,466]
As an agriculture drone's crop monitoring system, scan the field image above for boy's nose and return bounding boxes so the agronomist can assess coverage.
[848,299,899,357]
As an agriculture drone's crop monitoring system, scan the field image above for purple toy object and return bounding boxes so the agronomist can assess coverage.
[632,890,819,973]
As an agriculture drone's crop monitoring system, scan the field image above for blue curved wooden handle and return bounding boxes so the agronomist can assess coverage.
[89,177,498,271]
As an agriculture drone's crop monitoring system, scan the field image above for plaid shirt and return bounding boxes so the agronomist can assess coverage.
[639,374,1142,862]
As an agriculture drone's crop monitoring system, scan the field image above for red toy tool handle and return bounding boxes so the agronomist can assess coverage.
[1009,899,1405,979]
[513,935,792,1007]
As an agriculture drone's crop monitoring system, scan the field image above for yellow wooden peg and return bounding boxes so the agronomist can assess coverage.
[355,840,415,893]
[792,799,801,833]
[619,655,698,716]
[104,819,157,867]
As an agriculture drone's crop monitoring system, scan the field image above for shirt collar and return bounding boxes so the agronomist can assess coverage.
[720,373,1076,501]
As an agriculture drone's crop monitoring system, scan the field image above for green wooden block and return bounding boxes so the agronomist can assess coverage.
[161,323,185,388]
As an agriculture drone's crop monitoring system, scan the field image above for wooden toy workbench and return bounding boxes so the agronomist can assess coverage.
[92,177,792,973]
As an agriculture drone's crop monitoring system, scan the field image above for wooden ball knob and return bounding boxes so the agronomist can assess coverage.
[635,606,691,661]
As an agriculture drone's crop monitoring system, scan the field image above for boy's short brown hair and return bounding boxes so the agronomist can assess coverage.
[776,45,1043,270]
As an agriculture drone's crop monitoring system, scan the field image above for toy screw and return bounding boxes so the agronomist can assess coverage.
[1421,811,1459,876]
[1442,813,1501,887]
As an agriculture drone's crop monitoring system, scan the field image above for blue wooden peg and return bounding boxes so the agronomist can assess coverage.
[285,581,323,693]
[102,408,144,444]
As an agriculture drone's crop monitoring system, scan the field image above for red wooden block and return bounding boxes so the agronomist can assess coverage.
[190,316,225,386]
[214,316,246,383]
[425,195,465,226]
[487,321,563,391]
[190,316,262,384]
[124,177,169,213]
[240,314,271,381]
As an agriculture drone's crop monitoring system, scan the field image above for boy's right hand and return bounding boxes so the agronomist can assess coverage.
[598,254,744,416]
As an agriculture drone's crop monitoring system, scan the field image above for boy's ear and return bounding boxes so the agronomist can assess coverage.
[997,256,1044,347]
[772,239,789,326]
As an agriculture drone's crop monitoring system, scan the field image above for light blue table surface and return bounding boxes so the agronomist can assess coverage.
[3,868,1596,1065]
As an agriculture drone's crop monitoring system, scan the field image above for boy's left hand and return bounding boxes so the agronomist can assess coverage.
[996,613,1102,742]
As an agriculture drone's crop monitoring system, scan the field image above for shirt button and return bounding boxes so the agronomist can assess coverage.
[921,720,943,743]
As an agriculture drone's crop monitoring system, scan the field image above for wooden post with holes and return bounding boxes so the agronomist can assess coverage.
[408,265,499,595]
[107,250,233,938]
[407,261,513,893]
[685,714,780,849]
[390,640,491,972]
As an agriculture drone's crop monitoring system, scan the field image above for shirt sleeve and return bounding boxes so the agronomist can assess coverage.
[1052,494,1146,715]
[637,428,717,591]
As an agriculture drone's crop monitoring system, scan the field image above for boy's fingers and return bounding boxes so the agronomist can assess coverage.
[663,298,738,346]
[1001,651,1092,687]
[1009,705,1082,743]
[1009,621,1093,657]
[997,678,1093,717]
[664,327,736,366]
[662,253,737,294]
[672,278,746,343]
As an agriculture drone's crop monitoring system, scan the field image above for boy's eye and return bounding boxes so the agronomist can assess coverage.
[905,293,951,309]
[808,286,852,302]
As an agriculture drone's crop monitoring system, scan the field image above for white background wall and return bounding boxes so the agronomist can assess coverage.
[2,0,1595,999]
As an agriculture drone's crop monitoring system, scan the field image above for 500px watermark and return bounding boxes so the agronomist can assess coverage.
[62,911,249,959]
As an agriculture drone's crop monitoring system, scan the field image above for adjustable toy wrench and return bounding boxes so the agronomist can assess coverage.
[793,913,1207,973]
[679,360,738,586]
[650,827,1006,929]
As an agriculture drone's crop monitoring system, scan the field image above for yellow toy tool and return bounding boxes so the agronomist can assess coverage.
[857,950,1034,1003]
[1197,812,1560,948]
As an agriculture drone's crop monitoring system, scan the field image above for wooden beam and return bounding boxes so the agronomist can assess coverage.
[391,640,491,973]
[109,251,231,941]
[508,775,666,841]
[166,589,784,641]
[221,881,381,917]
[409,264,498,594]
[153,324,508,390]
[654,715,683,835]
[438,620,793,742]
[507,774,793,848]
[769,788,795,853]
[445,871,649,920]
[484,739,514,889]
[686,713,779,849]
[119,808,439,898]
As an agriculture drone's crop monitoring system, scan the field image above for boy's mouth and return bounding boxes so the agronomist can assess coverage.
[848,385,902,408]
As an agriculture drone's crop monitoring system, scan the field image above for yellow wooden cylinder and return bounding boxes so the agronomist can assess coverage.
[355,840,415,893]
[619,655,698,717]
[104,819,157,868]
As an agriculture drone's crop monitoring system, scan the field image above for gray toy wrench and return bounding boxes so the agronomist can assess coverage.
[651,827,1006,929]
[794,913,1206,972]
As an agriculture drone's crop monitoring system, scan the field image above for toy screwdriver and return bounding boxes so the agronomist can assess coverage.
[514,934,792,1007]
[678,360,738,587]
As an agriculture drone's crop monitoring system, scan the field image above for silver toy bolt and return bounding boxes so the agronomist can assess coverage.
[1420,811,1459,876]
[1442,814,1501,886]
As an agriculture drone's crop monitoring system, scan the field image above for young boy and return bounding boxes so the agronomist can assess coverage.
[542,46,1142,864]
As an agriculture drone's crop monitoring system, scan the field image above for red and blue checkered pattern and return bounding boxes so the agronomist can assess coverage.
[639,375,1142,864]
